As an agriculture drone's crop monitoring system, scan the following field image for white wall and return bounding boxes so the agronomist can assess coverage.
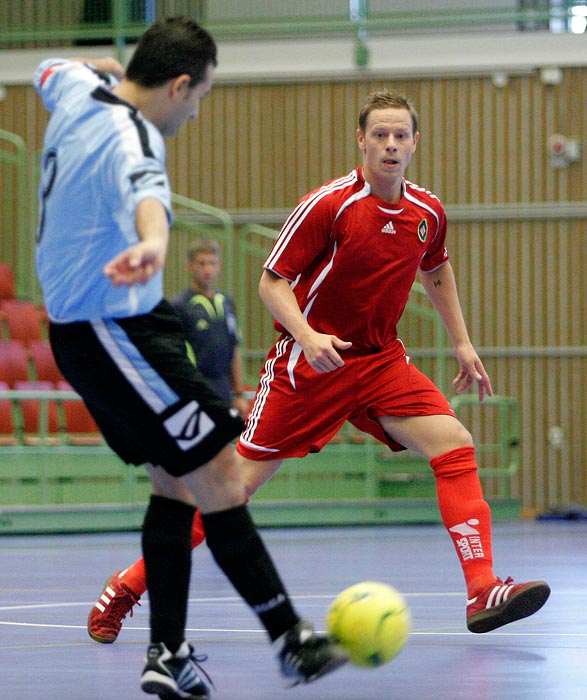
[1,29,586,86]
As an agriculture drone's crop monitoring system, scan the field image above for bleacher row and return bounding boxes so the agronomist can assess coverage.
[0,261,101,446]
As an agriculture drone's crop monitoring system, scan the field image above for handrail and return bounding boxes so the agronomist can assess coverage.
[171,193,235,232]
[203,7,560,38]
[0,129,29,298]
[450,393,520,497]
[0,389,80,400]
[236,223,279,287]
[0,5,576,52]
[227,202,587,227]
[235,223,278,370]
[0,23,147,44]
[0,388,101,446]
[402,282,449,395]
[170,193,236,296]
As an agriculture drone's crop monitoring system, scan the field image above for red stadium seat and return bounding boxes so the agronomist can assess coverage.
[0,299,46,346]
[0,340,30,388]
[29,340,64,383]
[14,379,60,444]
[0,263,16,301]
[56,380,102,445]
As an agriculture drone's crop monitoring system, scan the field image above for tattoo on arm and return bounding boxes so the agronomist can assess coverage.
[433,279,442,288]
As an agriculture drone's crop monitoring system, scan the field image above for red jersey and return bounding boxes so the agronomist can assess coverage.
[265,167,449,351]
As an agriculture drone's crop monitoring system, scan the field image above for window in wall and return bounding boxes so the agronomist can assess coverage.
[549,0,587,33]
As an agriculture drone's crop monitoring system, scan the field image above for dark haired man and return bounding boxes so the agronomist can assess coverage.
[34,16,347,700]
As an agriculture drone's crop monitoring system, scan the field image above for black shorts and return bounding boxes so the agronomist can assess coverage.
[49,300,245,477]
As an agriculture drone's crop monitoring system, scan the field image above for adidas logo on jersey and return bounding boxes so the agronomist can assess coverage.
[381,221,396,234]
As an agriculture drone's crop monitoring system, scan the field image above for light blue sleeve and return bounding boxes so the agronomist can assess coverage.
[126,157,173,226]
[34,58,117,112]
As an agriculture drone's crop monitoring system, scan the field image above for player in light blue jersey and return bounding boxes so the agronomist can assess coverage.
[34,16,347,700]
[35,53,170,322]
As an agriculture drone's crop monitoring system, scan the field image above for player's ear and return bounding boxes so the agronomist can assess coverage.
[356,128,366,152]
[170,74,192,98]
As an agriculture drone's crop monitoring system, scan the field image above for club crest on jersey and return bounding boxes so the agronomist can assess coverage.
[418,219,428,242]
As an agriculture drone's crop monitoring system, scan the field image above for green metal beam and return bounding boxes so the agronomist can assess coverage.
[0,6,573,45]
[0,129,29,298]
[0,497,520,535]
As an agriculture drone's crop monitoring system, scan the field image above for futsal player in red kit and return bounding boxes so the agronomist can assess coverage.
[236,88,550,634]
[89,88,549,643]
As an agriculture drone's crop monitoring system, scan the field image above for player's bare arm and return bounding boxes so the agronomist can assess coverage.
[104,198,169,287]
[418,263,493,402]
[259,269,351,373]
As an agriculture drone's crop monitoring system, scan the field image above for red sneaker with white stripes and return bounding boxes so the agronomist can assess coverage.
[467,577,550,633]
[87,570,141,643]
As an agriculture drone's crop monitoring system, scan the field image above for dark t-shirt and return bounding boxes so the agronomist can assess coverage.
[171,288,240,403]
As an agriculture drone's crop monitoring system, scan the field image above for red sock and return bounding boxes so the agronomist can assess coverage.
[190,508,206,548]
[430,446,496,597]
[119,509,206,597]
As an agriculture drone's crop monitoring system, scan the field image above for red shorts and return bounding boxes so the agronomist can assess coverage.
[237,336,455,461]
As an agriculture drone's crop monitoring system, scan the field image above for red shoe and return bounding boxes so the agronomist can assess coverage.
[467,577,550,633]
[87,570,141,644]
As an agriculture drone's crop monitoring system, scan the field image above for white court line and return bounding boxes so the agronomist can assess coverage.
[1,620,585,638]
[1,593,584,641]
[0,592,463,613]
[0,602,93,612]
[0,596,256,612]
[0,621,262,633]
[410,631,587,637]
[6,589,587,614]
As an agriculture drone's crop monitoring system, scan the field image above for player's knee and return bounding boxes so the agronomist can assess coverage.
[236,454,261,498]
[427,420,474,459]
[451,422,474,449]
[147,464,197,505]
[243,466,265,498]
[239,456,283,498]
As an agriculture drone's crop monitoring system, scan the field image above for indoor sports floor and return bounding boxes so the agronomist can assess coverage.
[1,520,585,700]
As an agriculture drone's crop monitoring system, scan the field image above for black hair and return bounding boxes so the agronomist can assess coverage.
[125,16,217,88]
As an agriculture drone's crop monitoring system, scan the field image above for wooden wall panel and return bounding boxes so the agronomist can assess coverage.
[0,1,83,26]
[2,66,586,515]
[442,217,587,514]
[10,69,586,210]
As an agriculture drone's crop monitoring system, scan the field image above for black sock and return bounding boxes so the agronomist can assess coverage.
[142,495,195,652]
[202,504,300,641]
